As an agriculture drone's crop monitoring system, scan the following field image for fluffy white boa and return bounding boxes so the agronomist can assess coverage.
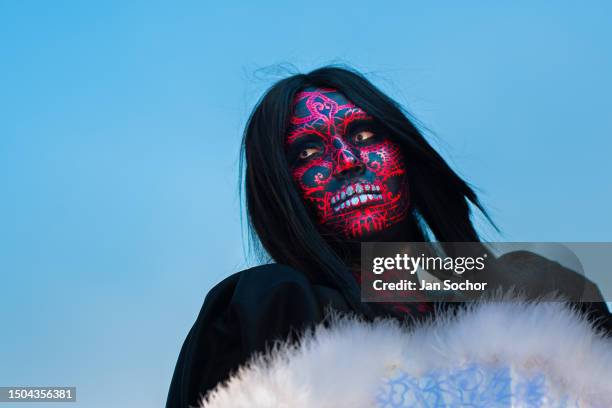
[199,300,612,407]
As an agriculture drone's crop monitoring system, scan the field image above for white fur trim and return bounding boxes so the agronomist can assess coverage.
[199,300,612,407]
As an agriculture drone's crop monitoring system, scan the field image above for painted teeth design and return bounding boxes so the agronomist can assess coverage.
[332,187,384,212]
[330,183,385,212]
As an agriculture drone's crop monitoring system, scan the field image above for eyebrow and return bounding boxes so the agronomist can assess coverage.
[344,117,377,135]
[286,124,327,145]
[286,133,324,152]
[337,107,374,132]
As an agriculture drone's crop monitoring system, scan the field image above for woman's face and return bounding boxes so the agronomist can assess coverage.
[285,87,410,239]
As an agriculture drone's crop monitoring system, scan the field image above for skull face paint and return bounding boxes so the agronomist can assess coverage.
[285,87,410,239]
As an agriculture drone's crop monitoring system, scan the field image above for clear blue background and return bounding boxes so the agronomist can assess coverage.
[1,2,611,407]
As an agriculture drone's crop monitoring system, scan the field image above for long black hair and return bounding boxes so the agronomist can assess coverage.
[240,66,493,317]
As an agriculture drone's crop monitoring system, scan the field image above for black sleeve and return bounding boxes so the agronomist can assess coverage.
[165,264,342,408]
[497,250,612,334]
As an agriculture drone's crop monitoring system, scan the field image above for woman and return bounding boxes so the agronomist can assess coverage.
[166,67,612,407]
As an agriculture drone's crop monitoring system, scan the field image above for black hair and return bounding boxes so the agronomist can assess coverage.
[240,66,494,318]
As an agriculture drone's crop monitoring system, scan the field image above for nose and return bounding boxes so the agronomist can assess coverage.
[332,137,365,179]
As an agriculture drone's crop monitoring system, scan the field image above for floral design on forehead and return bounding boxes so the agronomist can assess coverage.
[286,87,410,239]
[287,88,370,141]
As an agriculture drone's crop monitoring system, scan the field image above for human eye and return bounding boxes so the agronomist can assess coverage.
[286,133,325,165]
[353,130,377,144]
[298,146,322,160]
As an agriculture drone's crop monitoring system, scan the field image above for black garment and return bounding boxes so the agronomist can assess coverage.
[165,264,352,408]
[166,257,612,408]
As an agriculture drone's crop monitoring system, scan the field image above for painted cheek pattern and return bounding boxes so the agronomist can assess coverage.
[291,151,334,216]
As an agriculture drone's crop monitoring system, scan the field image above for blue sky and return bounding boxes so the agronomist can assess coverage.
[1,1,611,407]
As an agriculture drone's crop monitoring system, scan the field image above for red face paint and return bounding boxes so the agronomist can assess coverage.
[285,87,410,239]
